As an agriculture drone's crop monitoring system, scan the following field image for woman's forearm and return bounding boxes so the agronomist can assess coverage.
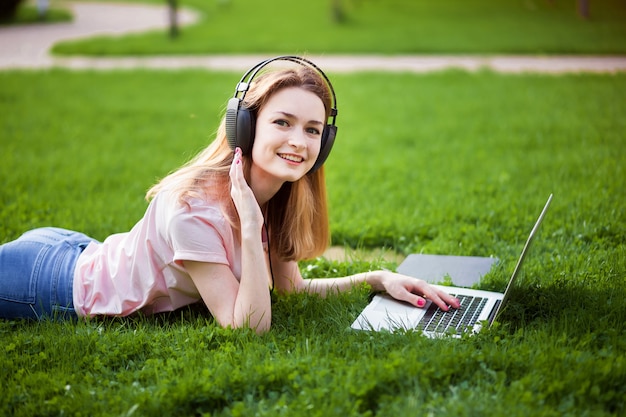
[233,229,272,333]
[303,269,460,312]
[302,271,385,297]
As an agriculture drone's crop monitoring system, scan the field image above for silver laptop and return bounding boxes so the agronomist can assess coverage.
[351,194,553,337]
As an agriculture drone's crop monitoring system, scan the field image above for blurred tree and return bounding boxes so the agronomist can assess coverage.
[0,0,24,21]
[331,0,346,23]
[167,0,178,38]
[577,0,589,19]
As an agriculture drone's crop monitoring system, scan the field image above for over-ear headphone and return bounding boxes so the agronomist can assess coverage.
[225,56,338,174]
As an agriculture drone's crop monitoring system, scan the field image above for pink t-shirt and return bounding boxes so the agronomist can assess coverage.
[73,191,242,317]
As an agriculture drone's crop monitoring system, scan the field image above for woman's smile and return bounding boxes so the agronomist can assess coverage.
[278,153,304,163]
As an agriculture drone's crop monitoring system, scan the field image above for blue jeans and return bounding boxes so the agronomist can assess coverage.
[0,227,97,320]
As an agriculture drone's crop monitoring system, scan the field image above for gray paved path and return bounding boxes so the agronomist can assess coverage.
[1,1,625,73]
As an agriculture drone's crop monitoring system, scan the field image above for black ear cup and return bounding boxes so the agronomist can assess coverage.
[225,56,338,173]
[225,97,256,155]
[309,125,337,174]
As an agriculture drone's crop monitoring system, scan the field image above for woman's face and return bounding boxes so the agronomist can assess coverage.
[250,87,326,185]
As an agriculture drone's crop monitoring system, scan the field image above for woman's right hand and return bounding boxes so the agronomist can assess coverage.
[229,147,263,229]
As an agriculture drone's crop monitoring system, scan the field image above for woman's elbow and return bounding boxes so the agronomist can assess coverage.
[225,313,271,334]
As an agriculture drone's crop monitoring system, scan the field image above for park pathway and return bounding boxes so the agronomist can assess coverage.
[1,1,625,73]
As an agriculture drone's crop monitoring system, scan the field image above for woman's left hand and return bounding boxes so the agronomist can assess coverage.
[374,270,461,311]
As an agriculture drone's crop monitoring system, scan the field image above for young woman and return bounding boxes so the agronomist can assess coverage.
[0,56,459,332]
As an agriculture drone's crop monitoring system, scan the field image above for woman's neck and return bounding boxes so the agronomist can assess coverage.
[248,166,285,206]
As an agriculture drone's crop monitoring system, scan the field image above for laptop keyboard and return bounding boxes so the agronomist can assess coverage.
[420,294,487,334]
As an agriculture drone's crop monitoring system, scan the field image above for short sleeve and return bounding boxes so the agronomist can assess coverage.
[167,202,233,267]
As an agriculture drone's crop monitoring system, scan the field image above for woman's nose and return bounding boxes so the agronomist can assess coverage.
[288,129,307,148]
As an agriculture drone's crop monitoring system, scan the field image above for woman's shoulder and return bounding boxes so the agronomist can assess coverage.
[154,189,229,228]
[152,188,216,209]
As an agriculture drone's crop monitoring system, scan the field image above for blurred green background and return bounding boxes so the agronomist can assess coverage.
[44,0,626,55]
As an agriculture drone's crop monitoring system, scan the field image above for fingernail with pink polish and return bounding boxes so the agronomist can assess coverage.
[417,298,426,307]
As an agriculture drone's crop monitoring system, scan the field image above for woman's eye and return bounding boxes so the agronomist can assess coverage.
[274,119,289,127]
[307,127,321,136]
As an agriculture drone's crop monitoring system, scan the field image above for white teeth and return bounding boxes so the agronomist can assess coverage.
[279,154,303,163]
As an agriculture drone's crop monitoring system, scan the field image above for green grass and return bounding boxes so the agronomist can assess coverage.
[1,69,625,416]
[50,0,626,56]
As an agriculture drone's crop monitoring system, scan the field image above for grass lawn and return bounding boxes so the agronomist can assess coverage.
[49,0,626,55]
[0,69,625,416]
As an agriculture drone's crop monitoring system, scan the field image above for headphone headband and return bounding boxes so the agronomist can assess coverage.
[233,56,338,121]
